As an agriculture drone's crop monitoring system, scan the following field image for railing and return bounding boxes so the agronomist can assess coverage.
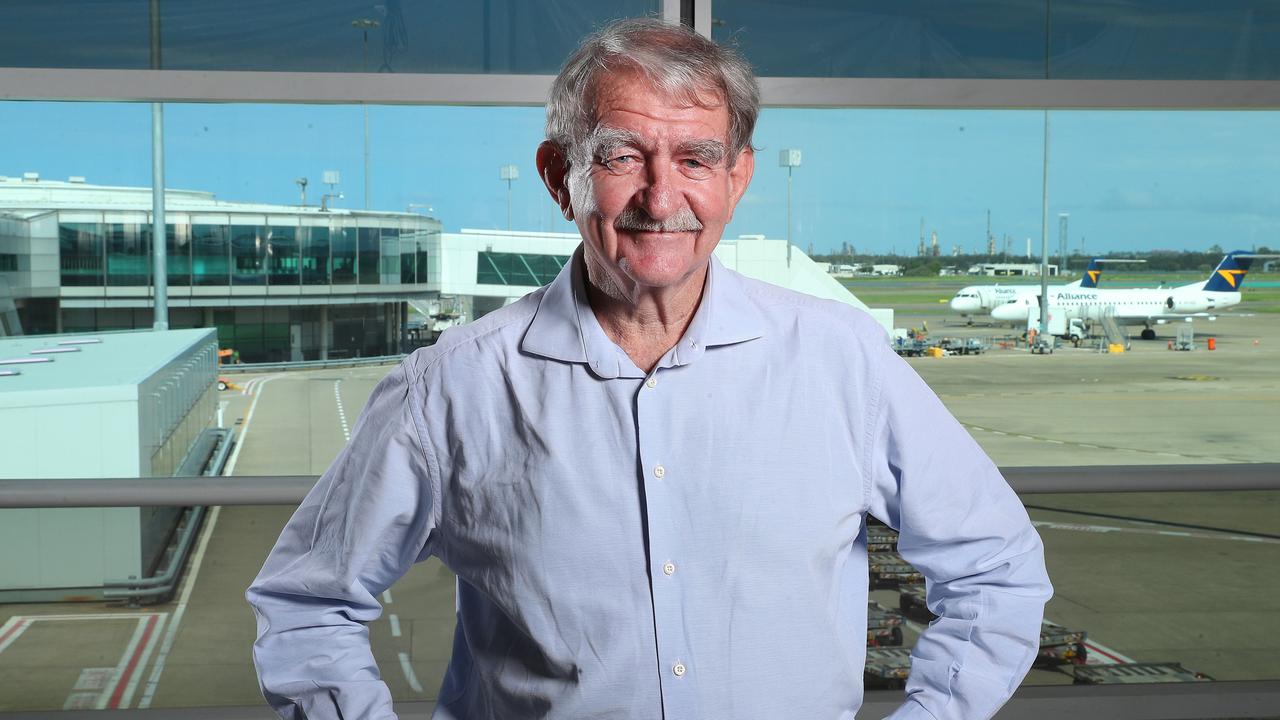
[2,463,1276,509]
[1,463,1278,719]
[219,354,406,374]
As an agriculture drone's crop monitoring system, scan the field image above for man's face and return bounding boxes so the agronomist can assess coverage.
[557,70,754,293]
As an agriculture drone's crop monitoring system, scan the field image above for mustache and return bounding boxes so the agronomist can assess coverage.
[614,207,703,233]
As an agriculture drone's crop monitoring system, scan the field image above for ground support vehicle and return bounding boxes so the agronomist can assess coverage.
[1036,622,1088,667]
[1072,663,1212,685]
[866,602,906,647]
[938,337,985,355]
[864,647,913,690]
[869,552,924,589]
[893,338,930,357]
[866,525,898,552]
[897,584,935,622]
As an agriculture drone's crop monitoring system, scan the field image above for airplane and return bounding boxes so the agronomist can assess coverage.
[948,258,1106,323]
[990,250,1272,339]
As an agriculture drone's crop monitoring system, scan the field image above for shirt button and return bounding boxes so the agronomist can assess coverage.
[654,465,665,479]
[646,377,657,389]
[673,662,686,677]
[662,561,676,576]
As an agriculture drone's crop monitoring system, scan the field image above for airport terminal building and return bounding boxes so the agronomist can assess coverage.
[0,174,442,362]
[1,174,886,362]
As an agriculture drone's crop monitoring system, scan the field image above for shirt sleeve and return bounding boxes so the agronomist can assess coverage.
[245,361,441,720]
[861,341,1053,720]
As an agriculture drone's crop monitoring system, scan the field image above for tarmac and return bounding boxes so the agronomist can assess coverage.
[1,312,1277,712]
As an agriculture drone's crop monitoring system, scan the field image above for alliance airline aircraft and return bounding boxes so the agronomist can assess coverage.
[948,258,1105,322]
[990,251,1271,339]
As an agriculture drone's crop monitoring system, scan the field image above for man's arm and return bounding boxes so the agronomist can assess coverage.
[862,342,1053,720]
[246,362,441,720]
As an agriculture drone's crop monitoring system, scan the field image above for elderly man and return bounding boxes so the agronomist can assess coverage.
[248,18,1051,720]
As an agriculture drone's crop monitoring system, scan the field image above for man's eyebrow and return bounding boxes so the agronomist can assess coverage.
[588,127,648,159]
[677,138,727,165]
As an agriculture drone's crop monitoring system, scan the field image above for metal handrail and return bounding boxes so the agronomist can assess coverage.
[1,464,1277,508]
[219,354,406,373]
[1,680,1277,719]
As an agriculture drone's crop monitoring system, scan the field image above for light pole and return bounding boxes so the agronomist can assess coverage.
[353,18,379,210]
[500,165,519,230]
[779,149,801,267]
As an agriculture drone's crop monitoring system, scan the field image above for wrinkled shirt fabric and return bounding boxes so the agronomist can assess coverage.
[248,248,1052,720]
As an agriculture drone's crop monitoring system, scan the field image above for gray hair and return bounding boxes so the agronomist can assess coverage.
[546,18,759,167]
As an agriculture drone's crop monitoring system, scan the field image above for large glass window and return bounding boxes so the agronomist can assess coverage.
[0,1,659,74]
[58,222,105,286]
[476,251,569,286]
[231,224,266,285]
[399,232,417,284]
[165,223,192,286]
[712,0,1280,79]
[302,226,330,285]
[358,226,380,284]
[267,225,300,286]
[380,227,401,284]
[192,224,230,286]
[106,222,149,286]
[331,224,357,285]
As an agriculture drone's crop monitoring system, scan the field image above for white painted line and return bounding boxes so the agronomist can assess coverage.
[1084,639,1136,665]
[382,589,393,605]
[990,430,1007,436]
[334,380,351,441]
[398,652,425,693]
[217,401,227,428]
[0,617,31,655]
[1016,435,1036,441]
[389,614,402,638]
[1077,444,1100,449]
[1032,520,1280,545]
[117,613,167,708]
[137,505,224,709]
[224,374,283,477]
[97,616,151,709]
[1044,439,1065,445]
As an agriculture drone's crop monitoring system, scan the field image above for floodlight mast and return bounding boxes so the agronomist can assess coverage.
[779,149,801,267]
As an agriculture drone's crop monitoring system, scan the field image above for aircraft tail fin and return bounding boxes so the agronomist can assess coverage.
[1202,251,1254,292]
[1079,258,1103,288]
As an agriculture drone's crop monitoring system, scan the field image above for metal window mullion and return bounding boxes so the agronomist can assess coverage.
[483,252,507,285]
[6,68,1280,109]
[516,253,539,285]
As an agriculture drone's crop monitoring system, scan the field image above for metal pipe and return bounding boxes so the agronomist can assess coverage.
[2,465,1276,509]
[149,0,167,331]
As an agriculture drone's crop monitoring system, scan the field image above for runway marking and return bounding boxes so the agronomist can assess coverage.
[383,589,394,605]
[335,380,351,441]
[0,616,32,655]
[963,422,1242,463]
[398,652,425,693]
[389,614,402,638]
[137,506,223,709]
[0,613,165,708]
[1032,520,1280,544]
[138,374,282,707]
[99,613,163,709]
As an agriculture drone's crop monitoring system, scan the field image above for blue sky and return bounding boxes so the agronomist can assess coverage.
[3,101,1277,255]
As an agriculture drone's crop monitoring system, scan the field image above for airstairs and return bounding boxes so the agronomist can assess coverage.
[1098,306,1128,351]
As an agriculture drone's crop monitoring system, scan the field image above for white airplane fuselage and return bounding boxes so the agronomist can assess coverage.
[990,286,1242,325]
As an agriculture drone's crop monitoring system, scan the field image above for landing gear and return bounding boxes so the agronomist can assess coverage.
[1141,328,1156,341]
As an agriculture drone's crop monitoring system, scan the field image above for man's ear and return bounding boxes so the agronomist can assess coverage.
[536,141,575,221]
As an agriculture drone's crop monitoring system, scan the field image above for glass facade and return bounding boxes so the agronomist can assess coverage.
[58,222,105,287]
[56,219,438,288]
[712,0,1280,79]
[476,251,569,286]
[0,1,659,74]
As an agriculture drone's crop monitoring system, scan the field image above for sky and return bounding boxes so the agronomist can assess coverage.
[2,101,1278,255]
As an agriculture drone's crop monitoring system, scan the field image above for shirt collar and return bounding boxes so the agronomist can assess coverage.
[521,244,766,378]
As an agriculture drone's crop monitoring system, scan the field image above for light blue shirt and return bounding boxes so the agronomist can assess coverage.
[248,247,1051,720]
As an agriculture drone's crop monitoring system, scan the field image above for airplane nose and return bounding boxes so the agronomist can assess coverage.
[950,297,977,312]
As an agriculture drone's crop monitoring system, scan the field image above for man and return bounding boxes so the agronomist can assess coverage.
[248,18,1051,720]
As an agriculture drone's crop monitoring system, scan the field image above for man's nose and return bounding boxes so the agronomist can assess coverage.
[637,162,679,220]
